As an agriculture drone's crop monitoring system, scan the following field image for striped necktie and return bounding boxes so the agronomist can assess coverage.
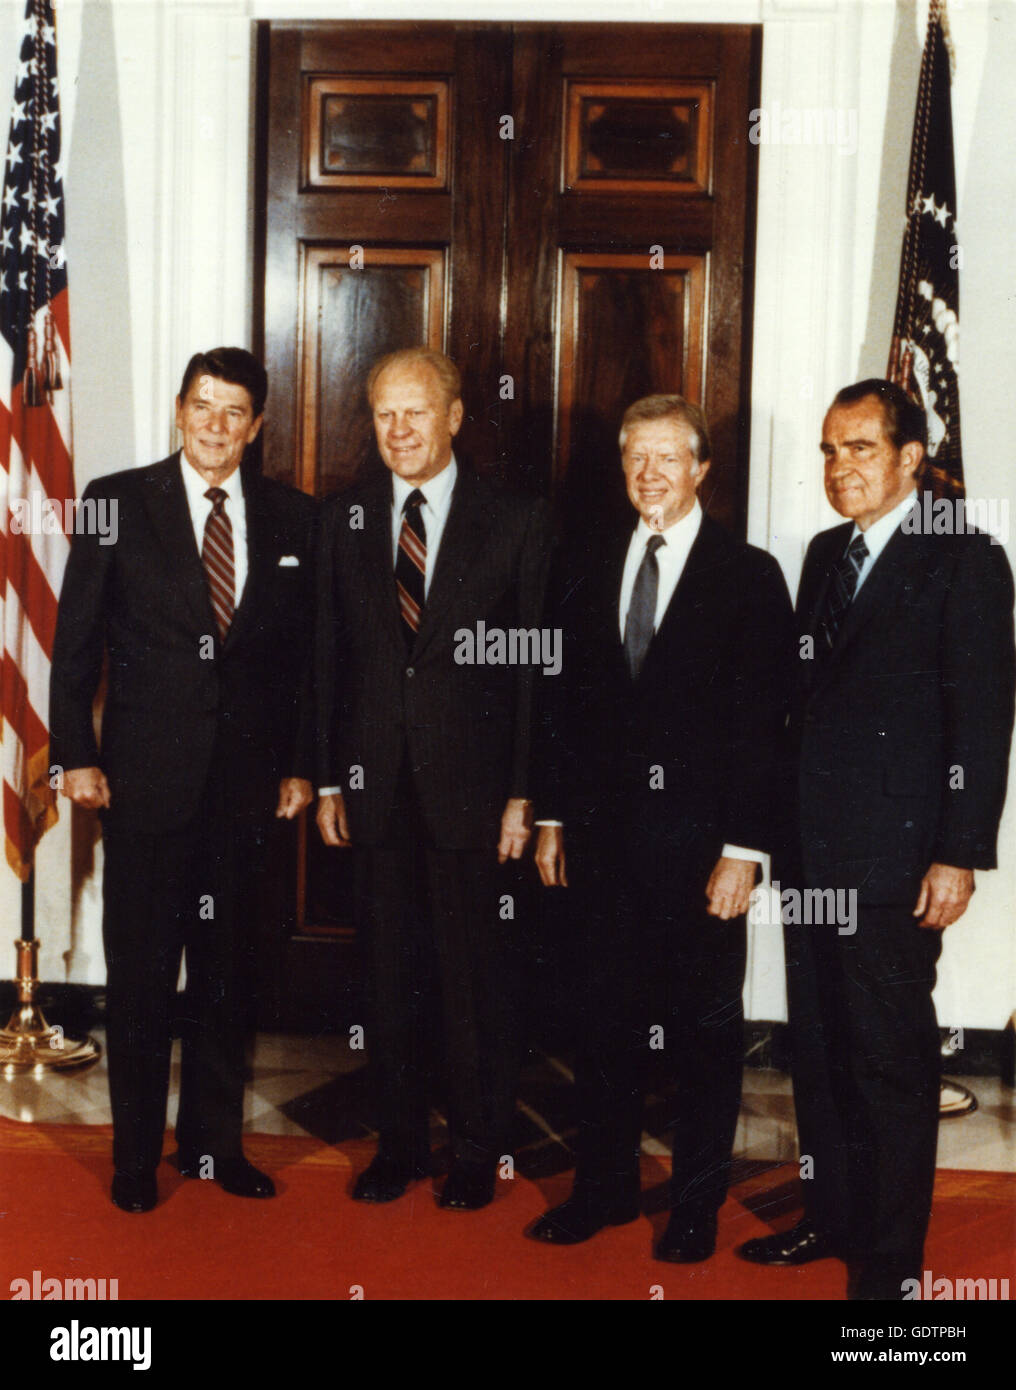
[202,486,235,640]
[817,532,869,652]
[395,488,427,644]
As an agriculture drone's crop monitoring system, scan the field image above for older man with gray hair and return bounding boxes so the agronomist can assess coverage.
[316,346,553,1212]
[529,393,795,1260]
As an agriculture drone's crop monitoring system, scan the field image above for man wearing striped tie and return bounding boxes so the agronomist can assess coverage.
[316,347,552,1211]
[737,380,1015,1298]
[51,348,318,1213]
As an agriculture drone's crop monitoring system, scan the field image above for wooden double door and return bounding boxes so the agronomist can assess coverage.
[254,20,761,1027]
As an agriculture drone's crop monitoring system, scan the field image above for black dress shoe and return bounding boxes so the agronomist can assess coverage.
[654,1210,717,1263]
[439,1162,496,1211]
[177,1153,275,1199]
[111,1173,158,1213]
[526,1191,641,1244]
[352,1151,430,1204]
[736,1218,837,1265]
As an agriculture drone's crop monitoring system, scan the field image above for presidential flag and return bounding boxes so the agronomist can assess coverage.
[887,0,963,499]
[0,0,73,880]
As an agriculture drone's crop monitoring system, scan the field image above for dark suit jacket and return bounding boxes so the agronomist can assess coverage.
[536,512,795,881]
[790,500,1016,905]
[316,465,553,850]
[50,453,318,831]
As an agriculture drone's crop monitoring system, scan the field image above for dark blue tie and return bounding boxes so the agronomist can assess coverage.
[818,532,869,651]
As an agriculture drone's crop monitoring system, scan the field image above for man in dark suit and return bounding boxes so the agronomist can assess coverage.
[50,347,317,1212]
[528,394,794,1260]
[737,379,1015,1299]
[316,346,552,1210]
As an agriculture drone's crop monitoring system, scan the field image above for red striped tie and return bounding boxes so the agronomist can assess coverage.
[202,486,235,639]
[395,488,427,643]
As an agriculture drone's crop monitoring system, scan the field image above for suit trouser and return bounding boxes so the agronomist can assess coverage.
[354,763,523,1166]
[101,751,268,1177]
[784,903,943,1267]
[565,840,747,1217]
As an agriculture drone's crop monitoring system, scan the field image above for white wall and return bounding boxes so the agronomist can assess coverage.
[1,0,1013,1032]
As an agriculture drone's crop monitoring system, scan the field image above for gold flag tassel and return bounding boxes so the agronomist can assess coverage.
[22,325,42,408]
[42,311,62,395]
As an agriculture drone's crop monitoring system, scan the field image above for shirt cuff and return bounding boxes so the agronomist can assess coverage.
[318,785,342,797]
[722,843,765,864]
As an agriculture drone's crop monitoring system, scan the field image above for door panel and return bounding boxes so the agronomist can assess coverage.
[557,251,707,509]
[299,246,446,496]
[504,23,760,533]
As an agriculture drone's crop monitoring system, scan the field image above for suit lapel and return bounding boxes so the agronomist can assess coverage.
[140,454,218,636]
[635,511,720,682]
[829,523,925,661]
[411,469,492,660]
[603,525,633,635]
[800,523,853,636]
[798,523,851,689]
[359,469,405,656]
[224,470,269,650]
[809,519,929,687]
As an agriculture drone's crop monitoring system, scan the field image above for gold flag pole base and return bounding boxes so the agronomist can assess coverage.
[0,939,101,1076]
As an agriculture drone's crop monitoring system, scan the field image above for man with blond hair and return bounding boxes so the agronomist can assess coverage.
[316,347,552,1210]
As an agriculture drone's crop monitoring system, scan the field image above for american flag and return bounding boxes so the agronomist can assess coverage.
[887,0,963,499]
[0,0,72,881]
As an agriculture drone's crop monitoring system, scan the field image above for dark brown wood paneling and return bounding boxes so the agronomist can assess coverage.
[298,246,446,495]
[557,252,707,499]
[305,77,450,190]
[503,23,760,535]
[564,80,713,194]
[254,19,760,1028]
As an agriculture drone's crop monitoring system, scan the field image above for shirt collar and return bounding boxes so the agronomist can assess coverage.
[180,450,245,506]
[633,496,702,547]
[391,454,458,513]
[851,487,918,562]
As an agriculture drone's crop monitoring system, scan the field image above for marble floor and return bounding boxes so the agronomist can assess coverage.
[1,1029,1013,1176]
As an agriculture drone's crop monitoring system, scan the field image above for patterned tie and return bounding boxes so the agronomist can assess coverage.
[623,534,665,679]
[817,532,869,652]
[395,488,427,645]
[201,486,235,640]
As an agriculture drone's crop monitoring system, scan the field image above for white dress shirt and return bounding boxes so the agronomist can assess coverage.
[391,455,458,596]
[179,451,248,602]
[850,488,919,593]
[618,498,703,639]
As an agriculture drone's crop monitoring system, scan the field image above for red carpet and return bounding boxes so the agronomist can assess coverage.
[2,1117,1013,1301]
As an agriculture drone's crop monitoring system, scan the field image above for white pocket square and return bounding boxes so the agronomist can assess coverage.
[278,555,300,567]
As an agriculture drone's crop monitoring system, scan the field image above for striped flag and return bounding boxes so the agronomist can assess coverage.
[0,0,73,880]
[887,0,963,500]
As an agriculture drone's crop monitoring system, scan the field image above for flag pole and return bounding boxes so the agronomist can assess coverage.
[884,0,977,1120]
[0,0,101,1076]
[0,866,101,1074]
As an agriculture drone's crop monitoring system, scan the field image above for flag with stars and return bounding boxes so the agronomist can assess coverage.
[887,0,963,499]
[0,0,72,880]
